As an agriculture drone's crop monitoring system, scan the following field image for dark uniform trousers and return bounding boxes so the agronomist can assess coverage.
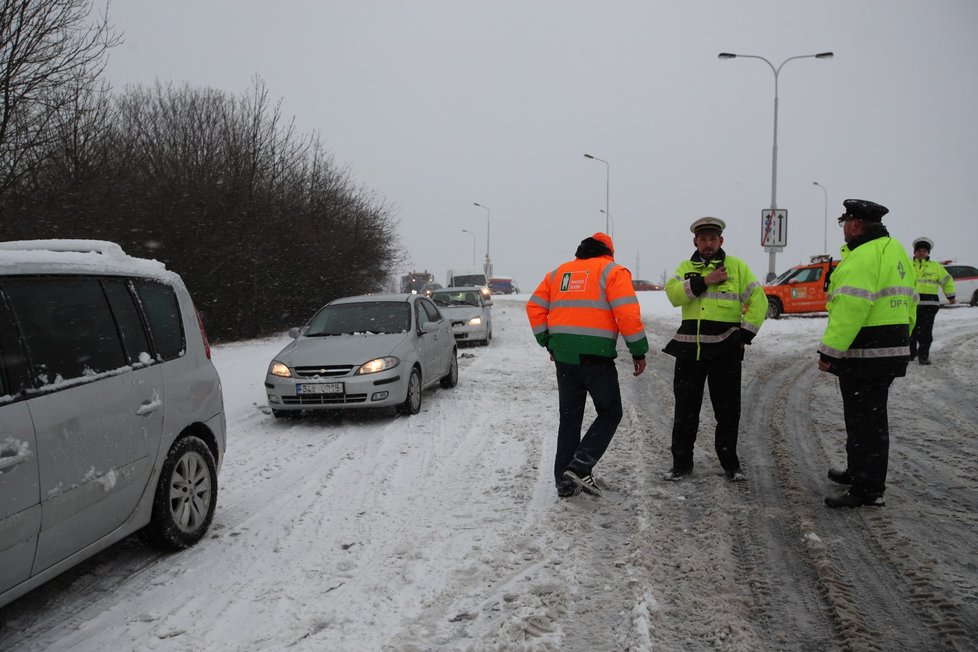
[554,359,623,484]
[670,350,742,473]
[840,374,892,496]
[909,304,939,360]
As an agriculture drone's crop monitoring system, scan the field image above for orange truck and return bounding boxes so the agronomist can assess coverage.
[764,255,839,319]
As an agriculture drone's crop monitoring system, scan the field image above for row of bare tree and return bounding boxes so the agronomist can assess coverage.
[1,0,403,341]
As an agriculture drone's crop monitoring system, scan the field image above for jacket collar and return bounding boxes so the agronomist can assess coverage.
[845,224,889,251]
[690,247,727,266]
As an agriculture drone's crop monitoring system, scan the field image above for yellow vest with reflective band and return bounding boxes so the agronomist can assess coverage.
[818,236,917,359]
[526,256,648,364]
[663,252,767,361]
[912,258,955,306]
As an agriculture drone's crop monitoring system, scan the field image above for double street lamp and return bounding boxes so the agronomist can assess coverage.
[812,181,828,255]
[584,153,610,234]
[719,51,833,281]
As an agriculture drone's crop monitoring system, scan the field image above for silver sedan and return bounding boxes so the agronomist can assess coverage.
[265,294,458,417]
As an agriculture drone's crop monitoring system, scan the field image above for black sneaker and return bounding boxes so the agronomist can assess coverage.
[563,468,601,496]
[824,491,885,508]
[663,467,692,482]
[827,468,852,485]
[556,481,582,498]
[919,358,932,366]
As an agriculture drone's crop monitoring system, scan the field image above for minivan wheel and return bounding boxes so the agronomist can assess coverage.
[971,290,978,307]
[766,298,783,320]
[440,349,458,388]
[140,436,217,550]
[397,368,422,415]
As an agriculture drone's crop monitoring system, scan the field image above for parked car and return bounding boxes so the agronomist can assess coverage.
[944,263,978,306]
[764,255,840,319]
[0,240,226,609]
[430,286,493,346]
[265,294,457,417]
[489,276,519,295]
[421,282,443,297]
[632,279,662,291]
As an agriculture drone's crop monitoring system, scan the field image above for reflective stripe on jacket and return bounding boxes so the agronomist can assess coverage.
[913,257,956,307]
[663,250,767,361]
[526,256,648,364]
[818,236,917,363]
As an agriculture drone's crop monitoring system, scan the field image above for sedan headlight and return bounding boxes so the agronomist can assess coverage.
[467,316,482,326]
[269,361,292,378]
[357,356,400,375]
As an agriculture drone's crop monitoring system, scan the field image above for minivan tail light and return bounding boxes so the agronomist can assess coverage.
[195,305,212,359]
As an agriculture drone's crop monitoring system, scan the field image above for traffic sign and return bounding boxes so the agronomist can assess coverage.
[761,209,787,247]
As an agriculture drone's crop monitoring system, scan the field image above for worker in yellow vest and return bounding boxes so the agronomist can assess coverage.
[662,217,767,483]
[909,237,956,365]
[818,199,916,508]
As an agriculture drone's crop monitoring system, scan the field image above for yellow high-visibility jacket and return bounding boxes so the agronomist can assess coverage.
[912,257,955,307]
[818,231,916,375]
[663,250,767,361]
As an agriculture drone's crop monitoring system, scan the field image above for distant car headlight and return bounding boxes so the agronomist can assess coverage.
[357,356,400,375]
[467,316,482,326]
[270,361,292,378]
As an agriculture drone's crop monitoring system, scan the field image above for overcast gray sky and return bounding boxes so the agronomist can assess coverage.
[104,0,978,290]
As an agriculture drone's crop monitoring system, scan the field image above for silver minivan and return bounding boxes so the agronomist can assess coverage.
[0,240,226,608]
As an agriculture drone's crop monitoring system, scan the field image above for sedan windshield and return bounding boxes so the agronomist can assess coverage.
[432,291,481,307]
[305,302,410,336]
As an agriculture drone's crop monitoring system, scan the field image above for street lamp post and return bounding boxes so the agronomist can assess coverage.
[584,153,610,233]
[472,202,491,277]
[812,181,828,254]
[719,51,833,281]
[461,229,476,265]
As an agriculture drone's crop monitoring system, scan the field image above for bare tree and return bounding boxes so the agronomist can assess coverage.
[0,0,119,193]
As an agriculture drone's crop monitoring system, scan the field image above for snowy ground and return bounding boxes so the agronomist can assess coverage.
[1,293,976,650]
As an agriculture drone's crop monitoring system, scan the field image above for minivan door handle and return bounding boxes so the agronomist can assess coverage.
[136,399,163,416]
[0,451,31,474]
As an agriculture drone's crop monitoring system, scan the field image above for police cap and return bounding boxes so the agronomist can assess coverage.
[839,199,888,224]
[690,216,726,235]
[913,236,934,251]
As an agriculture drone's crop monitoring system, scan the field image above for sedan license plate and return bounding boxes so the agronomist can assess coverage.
[296,382,343,395]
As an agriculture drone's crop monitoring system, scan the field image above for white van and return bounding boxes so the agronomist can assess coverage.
[0,240,226,608]
[446,267,489,291]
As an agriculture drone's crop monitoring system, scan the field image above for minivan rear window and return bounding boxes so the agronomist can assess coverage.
[4,278,126,385]
[134,281,184,360]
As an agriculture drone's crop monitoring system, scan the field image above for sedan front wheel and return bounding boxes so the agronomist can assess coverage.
[397,368,422,415]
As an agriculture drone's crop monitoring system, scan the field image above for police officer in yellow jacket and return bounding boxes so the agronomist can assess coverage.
[818,199,916,508]
[526,232,649,498]
[909,237,956,365]
[662,217,767,482]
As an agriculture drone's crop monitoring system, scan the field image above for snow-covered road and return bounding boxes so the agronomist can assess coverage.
[2,294,976,650]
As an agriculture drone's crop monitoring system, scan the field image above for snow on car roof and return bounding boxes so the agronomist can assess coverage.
[0,239,175,281]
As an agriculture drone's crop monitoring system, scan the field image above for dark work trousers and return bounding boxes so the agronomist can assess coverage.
[671,352,742,473]
[909,304,939,360]
[554,360,623,485]
[839,374,893,496]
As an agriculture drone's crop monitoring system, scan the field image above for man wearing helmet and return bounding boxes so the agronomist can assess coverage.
[909,237,956,365]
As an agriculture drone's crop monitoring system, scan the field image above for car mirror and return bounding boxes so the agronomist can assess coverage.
[288,327,301,339]
[420,321,440,334]
[484,299,493,307]
[788,278,799,284]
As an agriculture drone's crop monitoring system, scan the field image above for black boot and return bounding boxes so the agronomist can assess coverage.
[827,468,852,485]
[824,490,885,508]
